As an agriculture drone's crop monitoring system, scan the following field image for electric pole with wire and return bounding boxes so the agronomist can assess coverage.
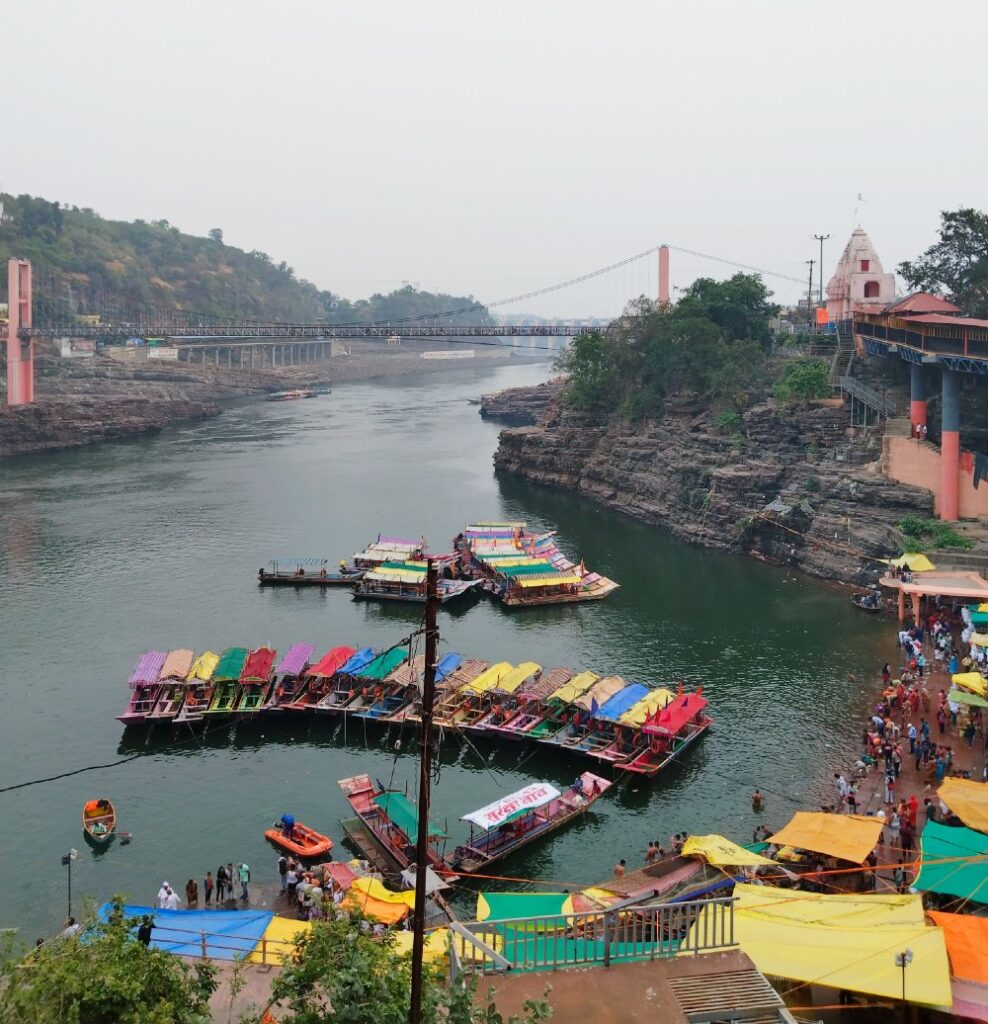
[813,233,831,305]
[409,559,440,1024]
[806,260,815,326]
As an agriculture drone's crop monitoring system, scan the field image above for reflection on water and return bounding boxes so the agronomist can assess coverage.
[0,359,885,932]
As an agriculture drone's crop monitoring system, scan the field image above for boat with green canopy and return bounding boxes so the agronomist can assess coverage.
[204,647,249,717]
[340,646,411,714]
[523,671,600,740]
[338,773,448,873]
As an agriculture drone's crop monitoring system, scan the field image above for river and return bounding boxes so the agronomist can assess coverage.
[0,360,886,935]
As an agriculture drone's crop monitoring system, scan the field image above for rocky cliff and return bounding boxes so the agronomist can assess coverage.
[493,393,935,585]
[480,379,564,425]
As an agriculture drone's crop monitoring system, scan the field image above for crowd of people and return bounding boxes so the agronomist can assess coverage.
[155,862,252,910]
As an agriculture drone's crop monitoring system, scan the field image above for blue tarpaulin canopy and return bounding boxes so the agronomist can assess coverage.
[338,648,375,676]
[436,652,463,682]
[597,682,648,720]
[99,904,273,960]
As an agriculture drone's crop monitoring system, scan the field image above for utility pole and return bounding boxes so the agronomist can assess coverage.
[409,559,439,1024]
[806,259,815,326]
[813,233,832,304]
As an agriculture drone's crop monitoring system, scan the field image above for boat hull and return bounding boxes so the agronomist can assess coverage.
[82,799,116,845]
[618,719,712,777]
[264,823,333,859]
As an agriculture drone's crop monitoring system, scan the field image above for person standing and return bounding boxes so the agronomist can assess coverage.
[156,882,170,910]
[186,879,199,908]
[226,864,235,903]
[884,767,896,805]
[216,865,227,903]
[278,854,289,891]
[752,789,765,812]
[238,863,251,901]
[907,722,917,754]
[204,871,215,906]
[164,885,180,911]
[137,916,153,947]
[888,810,900,847]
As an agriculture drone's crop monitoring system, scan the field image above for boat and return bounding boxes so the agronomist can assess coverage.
[263,643,316,710]
[234,646,277,713]
[493,668,576,739]
[313,647,377,714]
[338,774,448,873]
[376,652,466,723]
[82,798,116,845]
[541,675,628,748]
[336,647,412,715]
[432,662,514,729]
[559,682,653,761]
[619,689,712,777]
[351,555,481,605]
[258,559,364,586]
[174,650,220,724]
[265,389,318,401]
[281,645,357,712]
[400,657,488,726]
[352,535,427,571]
[146,649,195,722]
[851,591,885,612]
[455,523,620,607]
[522,671,600,740]
[203,647,249,717]
[446,772,612,875]
[461,662,542,735]
[117,650,168,725]
[264,815,334,859]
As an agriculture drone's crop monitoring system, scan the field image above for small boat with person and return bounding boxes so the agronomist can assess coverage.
[265,389,319,401]
[258,558,364,587]
[851,590,885,612]
[82,798,116,845]
[264,813,334,859]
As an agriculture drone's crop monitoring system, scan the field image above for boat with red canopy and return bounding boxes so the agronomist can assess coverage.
[280,646,356,711]
[235,646,277,713]
[619,688,711,777]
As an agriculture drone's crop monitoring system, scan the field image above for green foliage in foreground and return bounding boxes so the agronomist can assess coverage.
[899,515,973,551]
[243,914,551,1024]
[772,359,830,406]
[0,192,492,326]
[555,273,778,417]
[0,899,216,1024]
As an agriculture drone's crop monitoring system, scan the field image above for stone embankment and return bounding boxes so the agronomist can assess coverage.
[0,340,539,459]
[492,388,935,585]
[479,378,564,425]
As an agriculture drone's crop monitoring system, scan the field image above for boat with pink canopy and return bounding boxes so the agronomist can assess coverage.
[264,643,315,709]
[118,651,168,725]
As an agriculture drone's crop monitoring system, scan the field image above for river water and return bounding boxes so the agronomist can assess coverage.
[0,360,886,935]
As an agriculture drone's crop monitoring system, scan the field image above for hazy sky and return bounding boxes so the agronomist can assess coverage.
[5,1,986,316]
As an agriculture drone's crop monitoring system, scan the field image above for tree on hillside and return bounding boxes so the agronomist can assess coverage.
[208,228,224,244]
[899,208,988,318]
[241,914,550,1024]
[675,273,779,348]
[0,900,216,1024]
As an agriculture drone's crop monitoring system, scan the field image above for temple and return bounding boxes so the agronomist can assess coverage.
[825,228,896,322]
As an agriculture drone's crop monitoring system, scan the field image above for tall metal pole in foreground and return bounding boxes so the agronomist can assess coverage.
[409,559,440,1024]
[806,260,815,325]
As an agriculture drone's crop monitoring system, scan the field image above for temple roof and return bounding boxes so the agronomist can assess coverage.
[887,292,962,315]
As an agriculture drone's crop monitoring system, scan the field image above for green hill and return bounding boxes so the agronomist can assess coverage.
[0,193,491,327]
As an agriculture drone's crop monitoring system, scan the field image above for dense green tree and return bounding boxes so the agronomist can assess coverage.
[0,899,216,1024]
[675,273,778,347]
[899,208,988,317]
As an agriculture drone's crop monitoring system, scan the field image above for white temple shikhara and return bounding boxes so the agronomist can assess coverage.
[825,228,896,322]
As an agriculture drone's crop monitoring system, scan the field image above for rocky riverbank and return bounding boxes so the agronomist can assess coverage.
[0,340,538,459]
[491,386,936,586]
[480,378,564,425]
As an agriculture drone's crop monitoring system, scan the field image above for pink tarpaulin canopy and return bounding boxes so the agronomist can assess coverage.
[128,650,167,687]
[241,647,277,683]
[309,646,357,678]
[642,692,707,736]
[276,643,314,677]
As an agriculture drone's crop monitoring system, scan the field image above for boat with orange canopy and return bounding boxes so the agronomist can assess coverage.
[82,798,116,845]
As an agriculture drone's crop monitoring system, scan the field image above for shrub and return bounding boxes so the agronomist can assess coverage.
[898,515,974,550]
[773,359,830,406]
[716,410,741,433]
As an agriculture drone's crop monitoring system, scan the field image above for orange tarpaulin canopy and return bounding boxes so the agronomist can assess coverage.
[768,812,883,863]
[929,912,988,984]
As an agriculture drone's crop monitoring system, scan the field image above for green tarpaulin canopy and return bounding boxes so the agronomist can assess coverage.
[915,821,988,901]
[477,892,571,922]
[949,688,988,708]
[373,792,446,838]
[359,647,410,681]
[970,612,988,627]
[213,647,249,682]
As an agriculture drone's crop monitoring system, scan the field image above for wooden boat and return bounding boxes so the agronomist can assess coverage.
[174,651,220,724]
[461,662,542,735]
[540,676,628,748]
[352,536,426,571]
[399,657,487,725]
[264,818,333,859]
[494,668,578,739]
[522,671,600,740]
[351,556,479,605]
[378,652,466,723]
[258,560,364,587]
[337,647,411,715]
[431,662,513,729]
[234,646,277,714]
[265,389,318,401]
[851,591,885,612]
[312,647,377,714]
[117,650,168,725]
[263,643,315,710]
[281,645,357,712]
[146,648,196,722]
[82,798,116,845]
[338,774,448,873]
[447,772,612,875]
[619,690,712,778]
[355,655,427,721]
[203,647,249,717]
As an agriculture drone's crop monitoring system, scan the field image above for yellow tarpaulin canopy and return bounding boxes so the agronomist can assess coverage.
[517,575,582,588]
[953,672,987,697]
[768,811,883,863]
[344,877,416,924]
[187,650,219,682]
[681,885,951,1006]
[247,916,312,964]
[619,687,677,726]
[938,778,988,834]
[462,662,514,696]
[884,553,937,572]
[970,633,988,647]
[491,662,542,695]
[389,927,451,964]
[549,671,598,704]
[682,834,775,867]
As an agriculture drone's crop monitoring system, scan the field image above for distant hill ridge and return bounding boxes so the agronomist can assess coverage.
[0,192,491,327]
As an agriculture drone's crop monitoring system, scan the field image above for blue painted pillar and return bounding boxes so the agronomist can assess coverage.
[940,368,961,521]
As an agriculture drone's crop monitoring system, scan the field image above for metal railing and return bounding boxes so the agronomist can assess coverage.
[454,895,736,974]
[839,374,898,417]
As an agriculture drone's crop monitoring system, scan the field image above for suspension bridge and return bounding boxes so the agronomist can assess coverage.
[1,243,812,407]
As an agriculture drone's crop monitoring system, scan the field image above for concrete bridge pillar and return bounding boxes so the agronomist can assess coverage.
[940,367,961,521]
[658,245,670,306]
[910,364,927,437]
[215,348,220,366]
[6,259,35,406]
